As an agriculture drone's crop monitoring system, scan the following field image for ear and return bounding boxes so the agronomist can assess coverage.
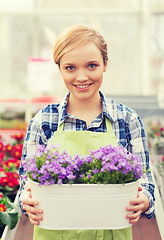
[103,62,107,72]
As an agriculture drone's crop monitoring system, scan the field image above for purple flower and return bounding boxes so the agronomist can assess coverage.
[31,173,37,179]
[24,144,144,185]
[92,169,99,174]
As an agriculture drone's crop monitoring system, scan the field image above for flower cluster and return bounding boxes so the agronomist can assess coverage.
[0,133,24,196]
[148,121,164,139]
[0,142,23,161]
[22,144,144,185]
[147,121,164,154]
[11,133,25,144]
[0,192,19,229]
[0,170,19,189]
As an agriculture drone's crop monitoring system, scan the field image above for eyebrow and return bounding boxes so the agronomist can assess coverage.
[87,60,100,63]
[62,60,100,68]
[64,60,99,65]
[63,63,75,66]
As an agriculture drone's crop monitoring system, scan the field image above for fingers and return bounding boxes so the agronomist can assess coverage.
[27,211,43,225]
[22,191,38,206]
[138,185,142,192]
[136,185,143,198]
[129,196,144,209]
[126,210,142,224]
[22,191,43,225]
[126,191,145,224]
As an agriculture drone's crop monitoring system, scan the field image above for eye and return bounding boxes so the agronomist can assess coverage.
[66,66,75,71]
[88,64,97,69]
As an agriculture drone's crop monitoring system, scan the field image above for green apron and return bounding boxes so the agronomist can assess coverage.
[33,117,132,240]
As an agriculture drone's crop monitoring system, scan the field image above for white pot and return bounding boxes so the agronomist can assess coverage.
[29,179,139,230]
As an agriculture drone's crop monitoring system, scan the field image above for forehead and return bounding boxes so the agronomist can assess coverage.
[60,42,103,64]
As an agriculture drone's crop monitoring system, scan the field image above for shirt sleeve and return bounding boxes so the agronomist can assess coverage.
[127,112,155,219]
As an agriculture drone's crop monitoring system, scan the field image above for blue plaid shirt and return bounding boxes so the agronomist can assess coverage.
[18,92,155,219]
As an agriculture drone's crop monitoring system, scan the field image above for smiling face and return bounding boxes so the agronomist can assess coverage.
[59,42,107,103]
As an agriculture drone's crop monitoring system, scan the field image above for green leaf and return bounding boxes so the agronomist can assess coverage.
[5,196,17,210]
[0,211,18,229]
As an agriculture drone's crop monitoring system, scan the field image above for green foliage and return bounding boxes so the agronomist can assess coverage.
[0,196,19,230]
[0,211,18,229]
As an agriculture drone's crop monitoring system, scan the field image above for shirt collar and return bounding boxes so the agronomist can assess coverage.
[100,91,116,122]
[58,91,116,126]
[58,92,70,126]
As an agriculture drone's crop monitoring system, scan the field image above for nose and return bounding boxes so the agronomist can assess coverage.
[76,69,89,81]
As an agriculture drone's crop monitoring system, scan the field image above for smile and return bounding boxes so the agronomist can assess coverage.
[77,85,89,89]
[74,83,92,90]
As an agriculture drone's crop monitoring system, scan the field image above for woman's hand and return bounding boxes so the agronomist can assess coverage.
[126,185,149,224]
[22,185,43,225]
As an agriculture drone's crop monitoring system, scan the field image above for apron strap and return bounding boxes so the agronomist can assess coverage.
[57,117,114,135]
[57,121,64,132]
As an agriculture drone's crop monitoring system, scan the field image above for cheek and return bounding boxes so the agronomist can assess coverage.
[61,72,73,83]
[90,71,103,81]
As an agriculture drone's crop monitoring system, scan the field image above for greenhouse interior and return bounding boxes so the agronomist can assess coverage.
[0,0,164,239]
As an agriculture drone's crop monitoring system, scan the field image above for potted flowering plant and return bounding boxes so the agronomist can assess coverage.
[22,144,145,230]
[0,192,19,237]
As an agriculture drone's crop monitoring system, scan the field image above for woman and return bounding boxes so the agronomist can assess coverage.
[18,24,155,240]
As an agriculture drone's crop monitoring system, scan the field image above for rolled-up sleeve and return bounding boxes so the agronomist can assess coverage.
[128,113,155,219]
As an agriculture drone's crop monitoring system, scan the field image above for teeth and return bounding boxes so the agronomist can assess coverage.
[77,85,89,89]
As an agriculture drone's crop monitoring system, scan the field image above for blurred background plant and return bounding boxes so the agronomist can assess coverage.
[157,156,164,176]
[147,121,164,155]
[0,133,24,236]
[0,133,24,200]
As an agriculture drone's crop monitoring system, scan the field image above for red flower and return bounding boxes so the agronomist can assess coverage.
[4,144,13,153]
[0,172,19,188]
[12,150,21,159]
[0,152,5,163]
[155,132,160,136]
[0,167,4,172]
[13,159,20,168]
[3,158,20,169]
[13,172,20,179]
[5,172,13,178]
[7,181,15,188]
[0,204,6,212]
[12,144,23,159]
[162,156,164,162]
[14,144,23,151]
[7,177,19,187]
[160,127,164,132]
[3,159,13,168]
[0,142,4,151]
[0,177,8,186]
[0,192,3,199]
[11,133,25,141]
[5,172,19,184]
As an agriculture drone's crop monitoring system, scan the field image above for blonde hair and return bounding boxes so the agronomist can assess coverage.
[53,24,108,66]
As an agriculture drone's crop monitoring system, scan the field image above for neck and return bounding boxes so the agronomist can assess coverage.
[66,92,102,126]
[68,92,101,111]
